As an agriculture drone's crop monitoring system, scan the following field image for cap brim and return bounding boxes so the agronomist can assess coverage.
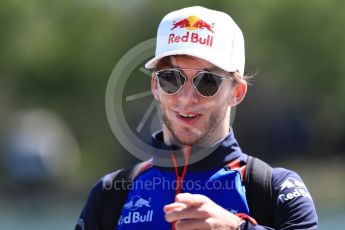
[144,49,237,73]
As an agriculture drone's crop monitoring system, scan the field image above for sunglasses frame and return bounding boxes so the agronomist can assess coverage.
[154,68,234,98]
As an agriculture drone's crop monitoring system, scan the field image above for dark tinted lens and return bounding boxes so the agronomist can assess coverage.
[193,72,222,97]
[157,70,185,94]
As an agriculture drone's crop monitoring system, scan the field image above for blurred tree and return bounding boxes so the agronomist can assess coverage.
[0,0,344,186]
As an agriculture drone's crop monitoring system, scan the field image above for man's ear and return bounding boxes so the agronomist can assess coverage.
[151,74,160,101]
[228,79,247,106]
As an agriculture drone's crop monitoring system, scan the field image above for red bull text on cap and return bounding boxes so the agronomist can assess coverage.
[145,6,245,75]
[169,16,214,47]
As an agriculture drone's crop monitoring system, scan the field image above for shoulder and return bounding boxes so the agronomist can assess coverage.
[76,166,144,229]
[245,157,312,201]
[244,156,318,229]
[82,171,122,209]
[89,160,154,197]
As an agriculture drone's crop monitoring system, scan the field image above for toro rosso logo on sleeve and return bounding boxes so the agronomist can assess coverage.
[278,177,312,203]
[168,16,214,47]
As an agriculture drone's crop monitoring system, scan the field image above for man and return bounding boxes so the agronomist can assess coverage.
[76,6,318,230]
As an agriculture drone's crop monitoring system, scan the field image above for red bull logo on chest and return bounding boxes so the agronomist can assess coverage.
[168,16,215,47]
[118,195,154,226]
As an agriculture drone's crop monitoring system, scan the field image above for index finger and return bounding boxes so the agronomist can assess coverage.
[175,193,210,207]
[163,202,187,213]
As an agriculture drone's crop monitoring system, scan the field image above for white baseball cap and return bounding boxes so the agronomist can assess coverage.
[145,6,245,75]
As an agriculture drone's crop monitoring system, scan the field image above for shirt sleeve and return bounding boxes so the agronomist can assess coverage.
[247,168,318,230]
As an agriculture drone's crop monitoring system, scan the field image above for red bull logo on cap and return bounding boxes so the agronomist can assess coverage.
[168,15,214,47]
[171,16,215,32]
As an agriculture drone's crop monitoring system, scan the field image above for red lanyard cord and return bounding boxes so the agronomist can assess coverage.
[171,145,191,230]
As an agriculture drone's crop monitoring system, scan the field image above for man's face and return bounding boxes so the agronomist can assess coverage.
[151,56,244,146]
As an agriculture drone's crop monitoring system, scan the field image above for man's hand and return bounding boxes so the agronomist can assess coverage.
[164,193,242,230]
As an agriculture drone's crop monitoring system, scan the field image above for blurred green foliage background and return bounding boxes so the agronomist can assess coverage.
[0,0,344,229]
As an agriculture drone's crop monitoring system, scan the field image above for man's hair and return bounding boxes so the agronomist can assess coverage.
[154,55,253,84]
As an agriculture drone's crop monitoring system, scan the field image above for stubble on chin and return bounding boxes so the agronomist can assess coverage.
[161,108,201,145]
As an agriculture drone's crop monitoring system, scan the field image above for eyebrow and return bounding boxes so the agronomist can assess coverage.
[169,65,219,72]
[204,66,219,72]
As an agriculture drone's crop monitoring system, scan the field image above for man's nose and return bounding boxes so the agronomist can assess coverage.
[177,77,199,104]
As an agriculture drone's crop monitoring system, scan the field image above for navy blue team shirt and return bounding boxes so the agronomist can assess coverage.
[76,130,318,229]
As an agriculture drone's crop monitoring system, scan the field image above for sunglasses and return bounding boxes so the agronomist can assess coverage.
[154,68,234,97]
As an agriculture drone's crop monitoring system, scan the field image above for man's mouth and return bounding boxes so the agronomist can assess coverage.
[175,112,202,125]
[178,112,198,119]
